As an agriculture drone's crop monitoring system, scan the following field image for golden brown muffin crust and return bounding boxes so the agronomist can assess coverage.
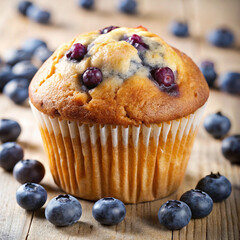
[29,27,209,125]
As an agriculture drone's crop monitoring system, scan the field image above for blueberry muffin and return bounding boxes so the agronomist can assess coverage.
[29,26,209,203]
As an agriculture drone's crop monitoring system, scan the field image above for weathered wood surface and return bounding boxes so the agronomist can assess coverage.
[0,0,239,239]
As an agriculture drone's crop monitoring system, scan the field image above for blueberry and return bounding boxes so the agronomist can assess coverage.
[100,26,119,34]
[16,183,47,211]
[92,197,126,225]
[151,67,179,95]
[3,49,32,66]
[158,200,191,230]
[66,43,87,62]
[0,119,21,143]
[203,112,231,139]
[18,1,33,16]
[13,159,45,184]
[0,65,16,92]
[12,61,37,80]
[33,46,53,63]
[219,72,240,95]
[22,38,47,54]
[222,135,240,165]
[0,142,23,171]
[196,172,232,202]
[180,189,213,219]
[78,0,94,9]
[82,67,103,89]
[26,5,51,24]
[207,28,234,48]
[125,34,149,51]
[45,194,82,226]
[119,0,137,14]
[152,67,175,87]
[170,21,189,37]
[3,78,30,105]
[200,61,217,87]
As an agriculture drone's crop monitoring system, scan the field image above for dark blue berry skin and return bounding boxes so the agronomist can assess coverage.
[92,197,126,225]
[170,21,189,37]
[34,46,53,63]
[82,67,103,89]
[222,135,240,165]
[0,142,23,171]
[78,0,94,9]
[219,72,240,95]
[16,183,47,211]
[119,0,137,14]
[180,189,213,219]
[45,194,82,226]
[13,159,45,184]
[158,200,191,230]
[207,28,234,48]
[18,1,33,16]
[203,112,231,139]
[22,38,47,54]
[100,26,119,34]
[12,61,37,80]
[196,173,232,202]
[126,34,149,51]
[3,78,30,105]
[200,61,217,87]
[0,65,16,92]
[3,49,32,66]
[66,43,87,62]
[0,119,21,143]
[26,5,51,24]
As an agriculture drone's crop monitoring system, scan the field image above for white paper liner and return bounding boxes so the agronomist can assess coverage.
[30,102,206,203]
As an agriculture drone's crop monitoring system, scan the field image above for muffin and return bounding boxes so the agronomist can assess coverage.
[29,26,209,203]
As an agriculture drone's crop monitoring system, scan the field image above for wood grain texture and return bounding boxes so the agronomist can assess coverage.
[0,0,239,239]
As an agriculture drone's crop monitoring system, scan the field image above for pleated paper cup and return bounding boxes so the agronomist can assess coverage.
[30,102,206,203]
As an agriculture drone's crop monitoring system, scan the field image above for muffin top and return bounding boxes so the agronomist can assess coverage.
[29,26,209,125]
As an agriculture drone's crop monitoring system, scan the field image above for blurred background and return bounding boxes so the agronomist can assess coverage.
[0,0,240,65]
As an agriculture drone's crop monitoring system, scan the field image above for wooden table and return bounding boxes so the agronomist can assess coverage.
[0,0,239,239]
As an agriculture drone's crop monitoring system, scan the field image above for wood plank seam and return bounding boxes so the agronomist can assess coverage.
[25,212,34,240]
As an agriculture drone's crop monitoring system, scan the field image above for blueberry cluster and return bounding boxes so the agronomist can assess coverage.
[158,172,232,230]
[18,1,51,24]
[18,183,126,226]
[169,22,239,94]
[65,43,103,89]
[18,188,126,227]
[66,27,178,95]
[1,118,234,229]
[203,112,240,165]
[199,60,240,93]
[18,190,126,227]
[0,118,126,226]
[0,119,47,210]
[169,21,234,48]
[0,38,53,104]
[0,119,45,182]
[77,0,137,14]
